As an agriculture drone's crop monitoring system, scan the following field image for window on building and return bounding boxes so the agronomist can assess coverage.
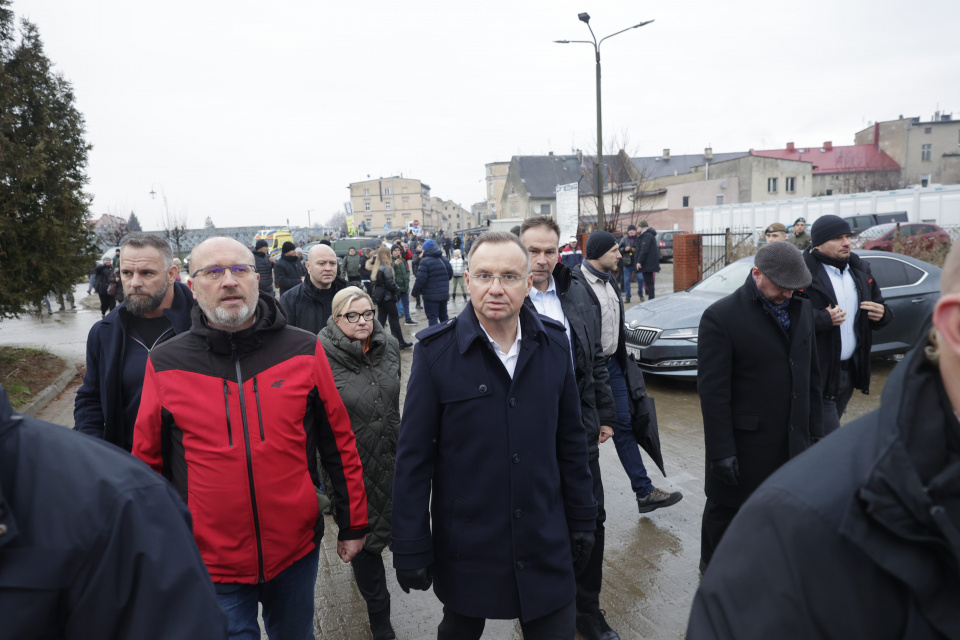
[785,177,796,192]
[716,194,724,205]
[925,127,932,134]
[826,189,834,196]
[682,196,690,207]
[488,184,494,197]
[364,202,371,212]
[922,144,932,161]
[767,178,778,193]
[540,204,551,215]
[385,201,391,210]
[364,188,369,196]
[384,188,391,195]
[921,174,931,187]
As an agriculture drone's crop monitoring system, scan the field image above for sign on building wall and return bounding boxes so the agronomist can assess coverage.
[556,183,579,241]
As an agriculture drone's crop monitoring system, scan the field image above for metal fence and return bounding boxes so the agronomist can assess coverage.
[700,229,756,278]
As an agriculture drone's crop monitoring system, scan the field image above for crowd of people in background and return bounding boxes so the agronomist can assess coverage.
[9,214,959,640]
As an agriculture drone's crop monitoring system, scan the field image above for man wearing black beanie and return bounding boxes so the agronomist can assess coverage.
[802,215,893,433]
[274,241,305,297]
[581,231,683,516]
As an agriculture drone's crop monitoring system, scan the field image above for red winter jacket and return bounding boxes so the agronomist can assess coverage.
[134,296,368,583]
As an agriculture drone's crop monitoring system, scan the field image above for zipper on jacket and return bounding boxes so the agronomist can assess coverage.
[253,375,265,442]
[232,340,266,583]
[223,381,233,447]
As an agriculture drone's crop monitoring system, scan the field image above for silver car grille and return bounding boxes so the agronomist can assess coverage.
[625,326,661,348]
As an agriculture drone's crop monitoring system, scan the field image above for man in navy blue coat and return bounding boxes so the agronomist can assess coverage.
[74,234,195,451]
[392,231,598,639]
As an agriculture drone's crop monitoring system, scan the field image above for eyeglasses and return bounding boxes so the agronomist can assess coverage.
[337,310,375,323]
[470,272,531,287]
[191,264,257,280]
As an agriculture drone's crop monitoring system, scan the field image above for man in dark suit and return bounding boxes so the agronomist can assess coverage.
[392,230,598,639]
[697,241,824,571]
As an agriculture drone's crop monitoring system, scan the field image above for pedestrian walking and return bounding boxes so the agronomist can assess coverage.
[393,231,597,638]
[93,257,117,317]
[618,225,642,302]
[634,221,661,300]
[280,243,348,334]
[320,286,402,640]
[391,245,416,325]
[802,215,893,434]
[521,217,621,640]
[581,231,683,515]
[75,234,194,451]
[449,249,466,302]
[687,243,960,640]
[1,385,228,639]
[697,241,823,571]
[370,246,412,349]
[410,239,453,326]
[274,241,304,297]
[253,238,276,297]
[133,237,369,640]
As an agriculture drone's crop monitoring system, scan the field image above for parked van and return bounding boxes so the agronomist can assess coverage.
[843,212,908,235]
[253,229,294,259]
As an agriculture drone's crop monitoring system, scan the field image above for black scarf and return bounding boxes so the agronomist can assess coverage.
[582,260,621,295]
[812,248,848,272]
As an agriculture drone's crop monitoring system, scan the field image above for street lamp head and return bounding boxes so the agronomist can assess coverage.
[149,189,156,199]
[578,12,590,23]
[554,39,570,43]
[633,19,655,29]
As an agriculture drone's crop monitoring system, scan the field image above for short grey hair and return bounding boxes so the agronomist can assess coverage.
[331,286,374,320]
[467,230,531,271]
[121,234,174,269]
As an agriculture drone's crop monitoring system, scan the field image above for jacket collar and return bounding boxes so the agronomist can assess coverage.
[456,300,547,356]
[190,292,287,355]
[551,262,572,294]
[321,314,387,372]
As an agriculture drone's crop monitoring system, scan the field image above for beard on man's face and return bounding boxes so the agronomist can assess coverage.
[125,279,169,316]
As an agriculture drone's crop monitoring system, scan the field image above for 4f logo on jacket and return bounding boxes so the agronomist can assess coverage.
[271,380,284,388]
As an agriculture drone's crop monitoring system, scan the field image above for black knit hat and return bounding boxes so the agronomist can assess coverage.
[811,215,852,247]
[281,241,297,254]
[586,231,618,260]
[627,224,637,231]
[255,239,269,250]
[754,241,811,290]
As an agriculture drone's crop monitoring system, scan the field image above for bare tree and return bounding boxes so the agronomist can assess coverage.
[324,211,347,235]
[160,206,190,259]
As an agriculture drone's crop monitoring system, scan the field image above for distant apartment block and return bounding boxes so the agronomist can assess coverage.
[855,112,960,187]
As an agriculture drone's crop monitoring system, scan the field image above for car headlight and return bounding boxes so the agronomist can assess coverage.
[659,328,698,341]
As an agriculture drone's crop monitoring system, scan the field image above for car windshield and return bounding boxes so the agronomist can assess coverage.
[859,223,898,239]
[690,260,754,295]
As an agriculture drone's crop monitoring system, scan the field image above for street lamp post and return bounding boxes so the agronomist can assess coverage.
[556,14,654,231]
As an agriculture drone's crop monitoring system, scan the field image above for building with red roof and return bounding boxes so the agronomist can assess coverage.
[752,141,901,196]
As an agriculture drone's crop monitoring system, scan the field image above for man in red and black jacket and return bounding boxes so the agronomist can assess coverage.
[134,237,368,639]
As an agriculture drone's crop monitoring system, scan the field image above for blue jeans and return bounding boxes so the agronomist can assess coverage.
[621,265,643,300]
[215,544,320,640]
[605,358,654,499]
[423,299,448,326]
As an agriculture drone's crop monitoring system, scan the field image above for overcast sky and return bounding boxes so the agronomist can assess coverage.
[12,0,960,230]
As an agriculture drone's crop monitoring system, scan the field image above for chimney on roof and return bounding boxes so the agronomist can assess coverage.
[704,147,713,161]
[548,151,553,156]
[663,148,670,160]
[786,142,795,151]
[576,149,582,164]
[823,141,833,151]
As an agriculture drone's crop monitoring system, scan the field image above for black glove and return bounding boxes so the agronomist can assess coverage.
[569,530,595,576]
[396,566,433,594]
[710,456,740,486]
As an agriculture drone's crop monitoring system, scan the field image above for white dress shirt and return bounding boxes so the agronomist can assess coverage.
[529,276,575,368]
[480,318,523,379]
[825,264,859,361]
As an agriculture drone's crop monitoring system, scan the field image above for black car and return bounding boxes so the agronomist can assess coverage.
[658,230,687,262]
[622,250,941,380]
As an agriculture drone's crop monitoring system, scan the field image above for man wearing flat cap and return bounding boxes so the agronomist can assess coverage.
[697,241,823,572]
[803,215,892,434]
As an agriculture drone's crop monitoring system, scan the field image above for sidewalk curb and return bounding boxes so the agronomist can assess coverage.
[18,364,78,417]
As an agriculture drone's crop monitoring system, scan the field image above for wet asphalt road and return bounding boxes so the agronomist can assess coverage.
[8,272,897,639]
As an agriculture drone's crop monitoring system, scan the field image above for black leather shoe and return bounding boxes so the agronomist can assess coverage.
[399,341,414,350]
[576,610,620,640]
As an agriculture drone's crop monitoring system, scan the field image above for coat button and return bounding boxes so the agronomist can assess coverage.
[370,381,376,386]
[512,454,520,463]
[509,398,517,408]
[516,561,525,570]
[479,384,487,393]
[514,509,523,518]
